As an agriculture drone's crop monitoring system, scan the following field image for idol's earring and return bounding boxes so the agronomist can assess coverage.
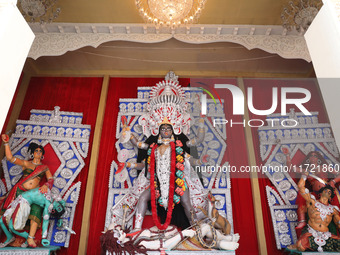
[41,155,44,160]
[306,159,310,164]
[317,159,321,165]
[30,154,34,159]
[170,135,175,142]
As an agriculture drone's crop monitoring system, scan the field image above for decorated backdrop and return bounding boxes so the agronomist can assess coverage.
[3,76,333,255]
[244,78,339,255]
[2,77,102,254]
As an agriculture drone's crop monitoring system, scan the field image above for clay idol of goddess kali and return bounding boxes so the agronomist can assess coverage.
[117,81,207,231]
[102,80,240,253]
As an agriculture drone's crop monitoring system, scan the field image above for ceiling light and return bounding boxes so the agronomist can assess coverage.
[135,0,207,27]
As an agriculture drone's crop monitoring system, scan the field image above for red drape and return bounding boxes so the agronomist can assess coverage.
[16,77,103,254]
[243,78,329,255]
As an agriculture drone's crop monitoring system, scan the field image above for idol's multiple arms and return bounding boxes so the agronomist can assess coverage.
[186,118,205,147]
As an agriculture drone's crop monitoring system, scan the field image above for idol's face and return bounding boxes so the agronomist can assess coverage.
[309,153,319,165]
[160,124,172,138]
[33,148,43,159]
[321,188,332,199]
[54,202,64,213]
[51,201,65,216]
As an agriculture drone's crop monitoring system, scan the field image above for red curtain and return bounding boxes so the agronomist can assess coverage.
[16,77,103,254]
[243,78,328,255]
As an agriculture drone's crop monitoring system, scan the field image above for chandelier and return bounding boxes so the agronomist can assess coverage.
[17,0,61,23]
[281,0,322,33]
[135,0,207,27]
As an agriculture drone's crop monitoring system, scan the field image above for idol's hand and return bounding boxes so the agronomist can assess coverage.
[282,147,289,155]
[122,126,130,134]
[1,134,9,143]
[39,184,48,194]
[330,179,336,188]
[116,162,125,174]
[201,154,210,163]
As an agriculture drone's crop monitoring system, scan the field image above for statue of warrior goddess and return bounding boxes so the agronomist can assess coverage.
[117,81,207,231]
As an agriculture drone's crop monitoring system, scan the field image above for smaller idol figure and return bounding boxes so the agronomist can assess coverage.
[49,106,62,123]
[293,172,340,252]
[284,149,340,231]
[1,134,54,247]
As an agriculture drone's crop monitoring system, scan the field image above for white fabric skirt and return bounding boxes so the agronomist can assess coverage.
[3,195,31,230]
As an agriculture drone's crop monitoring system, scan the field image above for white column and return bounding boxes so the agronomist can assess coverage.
[305,0,340,151]
[0,0,35,131]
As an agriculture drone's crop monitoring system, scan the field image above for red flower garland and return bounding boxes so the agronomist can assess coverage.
[149,142,176,230]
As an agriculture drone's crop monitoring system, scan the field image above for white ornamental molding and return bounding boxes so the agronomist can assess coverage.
[266,186,298,250]
[174,34,310,61]
[28,23,311,62]
[0,179,6,196]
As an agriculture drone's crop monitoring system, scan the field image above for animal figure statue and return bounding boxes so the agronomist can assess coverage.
[198,191,231,235]
[0,187,65,248]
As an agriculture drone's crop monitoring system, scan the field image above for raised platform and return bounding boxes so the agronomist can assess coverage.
[0,246,60,255]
